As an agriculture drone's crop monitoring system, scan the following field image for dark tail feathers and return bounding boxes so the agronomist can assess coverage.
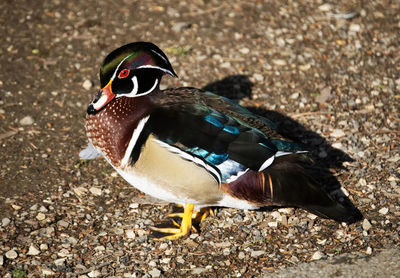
[263,154,363,224]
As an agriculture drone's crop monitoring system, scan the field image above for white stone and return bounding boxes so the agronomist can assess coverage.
[20,116,34,125]
[5,250,18,259]
[40,244,48,251]
[272,59,287,66]
[366,246,372,255]
[318,3,332,11]
[57,249,70,257]
[311,251,324,260]
[253,73,264,82]
[268,221,278,228]
[290,92,300,99]
[27,244,41,256]
[251,250,265,258]
[192,267,206,274]
[238,251,245,259]
[159,243,168,249]
[74,186,88,197]
[270,211,282,220]
[82,80,93,90]
[331,129,345,138]
[88,270,101,277]
[378,207,389,215]
[299,64,311,71]
[129,203,139,209]
[2,217,11,227]
[89,187,102,196]
[58,220,69,228]
[125,229,135,239]
[149,268,161,277]
[240,47,250,54]
[362,219,372,231]
[349,24,361,32]
[42,268,55,276]
[36,212,46,221]
[0,255,3,266]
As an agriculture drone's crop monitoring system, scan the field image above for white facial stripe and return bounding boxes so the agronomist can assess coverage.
[121,115,150,168]
[155,139,222,184]
[135,78,159,97]
[150,49,169,63]
[136,65,175,76]
[92,93,109,110]
[111,54,131,81]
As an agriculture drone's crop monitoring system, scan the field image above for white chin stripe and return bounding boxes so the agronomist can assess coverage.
[135,78,158,97]
[92,93,108,110]
[121,116,150,168]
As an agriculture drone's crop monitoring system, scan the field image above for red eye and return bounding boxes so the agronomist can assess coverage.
[118,69,130,79]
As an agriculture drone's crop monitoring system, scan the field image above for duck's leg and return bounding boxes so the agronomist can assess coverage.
[150,203,194,240]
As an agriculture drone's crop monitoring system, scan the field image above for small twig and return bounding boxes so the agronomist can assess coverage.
[0,130,18,140]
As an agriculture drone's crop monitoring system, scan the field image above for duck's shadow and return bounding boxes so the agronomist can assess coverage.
[203,75,360,216]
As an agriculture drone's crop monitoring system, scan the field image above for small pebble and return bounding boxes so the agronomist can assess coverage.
[125,229,135,239]
[20,116,34,125]
[238,252,245,259]
[40,243,48,251]
[2,217,11,227]
[290,92,300,99]
[27,244,41,256]
[378,207,389,215]
[36,212,46,221]
[318,3,332,11]
[58,220,69,228]
[89,187,102,196]
[311,251,324,260]
[42,268,55,276]
[192,267,206,274]
[366,246,373,255]
[251,250,265,258]
[54,258,66,266]
[5,250,18,259]
[272,59,287,66]
[0,255,3,266]
[240,47,250,54]
[331,129,345,138]
[363,219,372,231]
[82,80,92,90]
[88,270,101,277]
[149,268,161,277]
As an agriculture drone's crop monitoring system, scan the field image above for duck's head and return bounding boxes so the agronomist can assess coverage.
[87,42,177,115]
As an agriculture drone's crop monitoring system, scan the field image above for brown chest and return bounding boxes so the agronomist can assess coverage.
[85,97,150,167]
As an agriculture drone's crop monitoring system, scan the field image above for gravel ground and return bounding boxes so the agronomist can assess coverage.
[0,0,399,277]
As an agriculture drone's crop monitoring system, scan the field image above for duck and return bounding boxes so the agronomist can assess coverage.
[80,41,362,240]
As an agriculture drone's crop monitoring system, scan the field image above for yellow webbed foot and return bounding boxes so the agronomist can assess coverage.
[150,203,194,240]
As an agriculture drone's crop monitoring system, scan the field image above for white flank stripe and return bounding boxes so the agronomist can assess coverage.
[226,168,249,183]
[155,140,222,184]
[258,155,275,171]
[121,116,150,168]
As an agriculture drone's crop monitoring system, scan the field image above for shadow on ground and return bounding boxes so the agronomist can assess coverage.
[203,75,362,221]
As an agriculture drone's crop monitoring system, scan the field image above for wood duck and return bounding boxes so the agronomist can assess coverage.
[81,42,362,239]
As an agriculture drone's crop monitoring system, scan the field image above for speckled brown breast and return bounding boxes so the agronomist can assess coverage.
[85,96,152,167]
